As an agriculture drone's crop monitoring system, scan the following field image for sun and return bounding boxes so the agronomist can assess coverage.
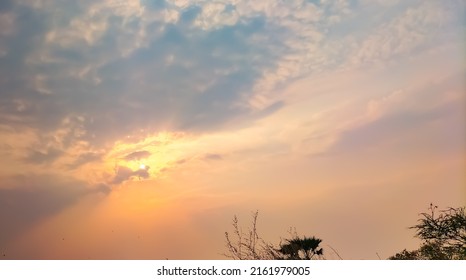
[139,163,146,170]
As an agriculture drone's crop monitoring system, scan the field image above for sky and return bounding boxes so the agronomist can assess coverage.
[0,0,464,260]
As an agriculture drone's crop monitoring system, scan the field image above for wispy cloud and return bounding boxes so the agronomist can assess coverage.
[66,151,103,170]
[123,150,151,161]
[203,153,223,161]
[23,147,63,165]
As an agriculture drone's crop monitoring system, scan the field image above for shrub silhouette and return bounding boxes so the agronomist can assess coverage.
[224,211,325,260]
[277,236,324,260]
[390,204,466,260]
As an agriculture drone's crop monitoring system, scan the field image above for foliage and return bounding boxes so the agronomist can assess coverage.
[389,204,466,260]
[224,211,325,260]
[223,211,278,260]
[277,235,324,260]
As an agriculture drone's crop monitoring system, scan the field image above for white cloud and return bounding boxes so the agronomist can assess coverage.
[348,1,455,66]
[193,2,239,29]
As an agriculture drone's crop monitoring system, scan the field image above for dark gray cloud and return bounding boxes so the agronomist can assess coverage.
[0,173,110,246]
[112,165,150,184]
[123,150,151,161]
[23,147,64,165]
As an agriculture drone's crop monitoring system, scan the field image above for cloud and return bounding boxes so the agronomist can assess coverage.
[348,1,462,66]
[1,0,460,160]
[123,150,151,161]
[0,173,110,246]
[0,0,463,260]
[323,93,464,156]
[112,165,150,184]
[0,0,282,151]
[66,151,103,170]
[203,153,223,161]
[23,147,63,165]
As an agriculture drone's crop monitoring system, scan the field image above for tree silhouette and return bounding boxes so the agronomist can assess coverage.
[390,204,466,260]
[278,236,324,260]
